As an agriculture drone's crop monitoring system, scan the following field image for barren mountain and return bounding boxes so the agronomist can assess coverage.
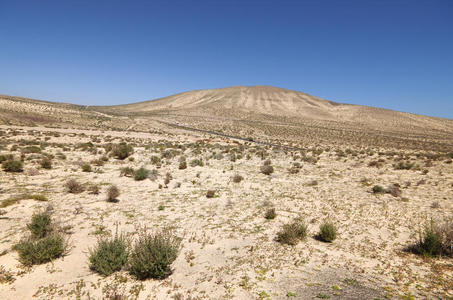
[2,86,453,151]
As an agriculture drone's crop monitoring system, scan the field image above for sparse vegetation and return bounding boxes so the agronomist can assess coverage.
[14,212,67,266]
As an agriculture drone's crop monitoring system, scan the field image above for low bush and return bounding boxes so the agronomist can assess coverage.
[386,184,402,197]
[14,212,67,266]
[21,146,41,154]
[0,193,48,208]
[128,229,181,280]
[134,167,149,181]
[372,185,385,194]
[206,190,215,198]
[107,185,120,202]
[89,233,129,276]
[190,158,204,167]
[394,161,416,170]
[112,143,134,160]
[232,174,243,183]
[27,211,53,239]
[318,222,337,242]
[81,163,92,172]
[14,234,67,266]
[40,157,52,169]
[263,159,272,166]
[412,220,453,258]
[0,154,14,163]
[2,160,23,172]
[260,165,274,175]
[65,179,84,194]
[178,160,187,170]
[276,218,307,245]
[120,167,134,177]
[150,156,161,165]
[264,208,276,220]
[88,184,100,195]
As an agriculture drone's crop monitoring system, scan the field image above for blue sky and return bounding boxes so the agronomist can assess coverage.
[0,0,452,119]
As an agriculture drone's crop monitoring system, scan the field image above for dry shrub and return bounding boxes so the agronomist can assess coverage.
[260,165,274,175]
[264,208,276,220]
[65,179,84,194]
[276,218,307,245]
[206,190,215,198]
[232,174,243,183]
[107,185,120,202]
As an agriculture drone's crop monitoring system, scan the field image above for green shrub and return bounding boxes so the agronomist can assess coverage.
[27,211,53,239]
[394,161,416,170]
[372,185,385,194]
[81,163,92,172]
[89,233,129,276]
[112,143,134,160]
[150,156,161,165]
[264,208,276,220]
[190,158,204,167]
[14,234,67,266]
[128,230,181,280]
[0,154,14,163]
[276,218,307,245]
[88,184,100,195]
[21,146,41,154]
[2,160,23,172]
[415,221,443,257]
[134,167,149,181]
[0,193,48,208]
[120,166,134,177]
[318,222,337,242]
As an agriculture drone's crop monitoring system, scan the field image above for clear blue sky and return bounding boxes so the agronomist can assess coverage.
[1,0,452,119]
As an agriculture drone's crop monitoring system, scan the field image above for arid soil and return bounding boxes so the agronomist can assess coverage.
[1,125,452,299]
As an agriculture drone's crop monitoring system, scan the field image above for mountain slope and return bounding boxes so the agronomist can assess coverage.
[96,85,453,135]
[1,86,452,151]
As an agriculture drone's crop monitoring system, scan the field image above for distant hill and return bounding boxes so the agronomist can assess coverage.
[2,86,453,151]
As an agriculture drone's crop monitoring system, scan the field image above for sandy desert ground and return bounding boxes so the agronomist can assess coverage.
[0,124,452,300]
